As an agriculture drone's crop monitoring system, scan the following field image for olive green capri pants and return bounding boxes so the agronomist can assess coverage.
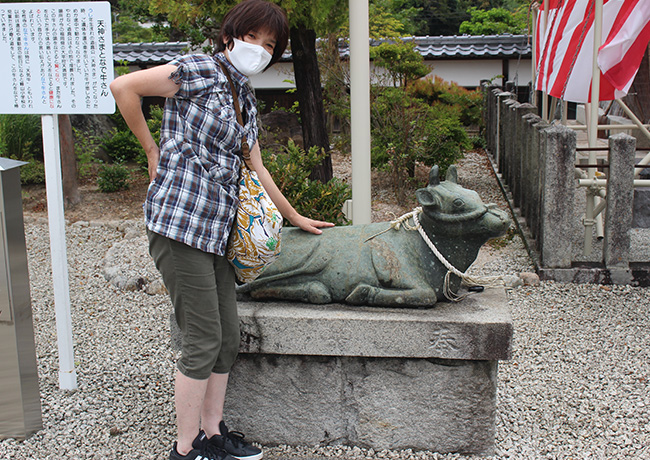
[147,230,240,380]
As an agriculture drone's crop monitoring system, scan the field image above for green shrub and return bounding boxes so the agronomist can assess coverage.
[97,163,131,193]
[371,88,467,173]
[470,135,487,149]
[420,103,470,170]
[408,76,484,127]
[371,87,468,203]
[73,127,102,180]
[101,128,142,163]
[262,140,351,225]
[0,114,43,161]
[20,160,46,185]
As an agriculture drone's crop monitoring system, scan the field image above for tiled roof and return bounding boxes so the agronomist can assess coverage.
[414,34,531,59]
[113,34,531,65]
[346,34,532,59]
[113,42,190,65]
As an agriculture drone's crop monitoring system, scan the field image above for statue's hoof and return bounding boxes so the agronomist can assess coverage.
[306,282,332,304]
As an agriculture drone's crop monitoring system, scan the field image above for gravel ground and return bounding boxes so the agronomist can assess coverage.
[2,151,649,459]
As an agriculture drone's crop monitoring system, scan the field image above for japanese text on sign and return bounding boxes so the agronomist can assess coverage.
[0,2,114,114]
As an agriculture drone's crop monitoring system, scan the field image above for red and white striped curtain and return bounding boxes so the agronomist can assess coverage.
[535,0,650,103]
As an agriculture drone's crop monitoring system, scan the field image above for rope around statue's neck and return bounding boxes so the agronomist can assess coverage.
[367,208,504,302]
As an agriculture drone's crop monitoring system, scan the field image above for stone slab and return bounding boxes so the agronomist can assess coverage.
[225,354,498,455]
[200,289,512,455]
[236,287,512,361]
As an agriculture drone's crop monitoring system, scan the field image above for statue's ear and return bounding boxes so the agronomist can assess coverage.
[445,165,458,183]
[429,166,440,186]
[416,188,440,208]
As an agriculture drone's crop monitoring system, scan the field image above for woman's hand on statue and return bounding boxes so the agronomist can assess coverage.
[290,215,335,235]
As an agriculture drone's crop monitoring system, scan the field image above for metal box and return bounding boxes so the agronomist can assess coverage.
[0,157,42,439]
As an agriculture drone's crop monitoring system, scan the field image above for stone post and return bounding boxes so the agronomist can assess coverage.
[484,86,494,153]
[531,118,550,243]
[539,125,577,268]
[502,99,519,188]
[486,85,501,154]
[496,92,514,171]
[512,104,536,210]
[521,113,542,223]
[603,133,636,273]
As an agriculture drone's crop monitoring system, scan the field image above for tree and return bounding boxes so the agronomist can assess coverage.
[58,115,81,208]
[397,0,529,36]
[147,0,348,183]
[284,1,348,182]
[371,41,430,88]
[319,1,421,153]
[459,6,529,35]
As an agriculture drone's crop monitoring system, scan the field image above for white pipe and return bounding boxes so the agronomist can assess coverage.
[41,115,78,391]
[614,99,650,178]
[541,3,549,120]
[349,0,372,224]
[578,179,650,187]
[588,0,603,160]
[532,7,538,106]
[584,0,604,256]
[568,124,650,130]
[593,197,607,217]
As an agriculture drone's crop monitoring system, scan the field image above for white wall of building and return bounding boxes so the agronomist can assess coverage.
[249,59,532,90]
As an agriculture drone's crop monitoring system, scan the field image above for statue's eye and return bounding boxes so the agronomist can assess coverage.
[453,198,464,209]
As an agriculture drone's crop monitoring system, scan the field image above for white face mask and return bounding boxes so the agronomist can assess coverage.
[228,37,272,76]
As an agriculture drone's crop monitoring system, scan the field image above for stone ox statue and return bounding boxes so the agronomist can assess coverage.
[241,165,510,307]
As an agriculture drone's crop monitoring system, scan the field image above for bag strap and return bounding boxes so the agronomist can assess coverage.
[218,60,254,170]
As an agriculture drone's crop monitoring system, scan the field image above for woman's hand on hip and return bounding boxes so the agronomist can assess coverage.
[146,145,160,182]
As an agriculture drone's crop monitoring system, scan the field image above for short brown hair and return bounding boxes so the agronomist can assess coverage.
[216,0,289,69]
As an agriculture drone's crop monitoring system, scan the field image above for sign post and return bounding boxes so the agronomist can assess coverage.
[0,2,114,390]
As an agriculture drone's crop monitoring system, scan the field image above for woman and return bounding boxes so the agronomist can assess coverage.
[110,2,333,459]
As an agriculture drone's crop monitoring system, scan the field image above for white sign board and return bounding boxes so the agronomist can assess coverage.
[0,2,114,114]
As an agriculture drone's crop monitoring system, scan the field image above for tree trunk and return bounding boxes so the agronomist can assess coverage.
[58,114,81,208]
[290,24,333,183]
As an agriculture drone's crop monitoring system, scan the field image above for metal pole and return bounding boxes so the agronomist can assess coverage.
[614,99,650,178]
[569,124,650,130]
[583,0,604,255]
[541,2,549,121]
[532,6,538,106]
[41,115,77,391]
[349,0,372,224]
[579,179,650,187]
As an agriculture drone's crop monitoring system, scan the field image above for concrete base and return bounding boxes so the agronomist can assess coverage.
[539,265,650,287]
[220,288,512,456]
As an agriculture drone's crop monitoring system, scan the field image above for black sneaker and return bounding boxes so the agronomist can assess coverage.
[170,430,236,460]
[208,421,263,460]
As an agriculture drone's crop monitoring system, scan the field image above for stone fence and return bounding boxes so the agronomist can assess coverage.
[482,85,650,286]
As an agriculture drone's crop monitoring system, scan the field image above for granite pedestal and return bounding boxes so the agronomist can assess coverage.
[221,287,512,456]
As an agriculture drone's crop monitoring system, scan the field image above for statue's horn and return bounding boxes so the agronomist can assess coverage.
[445,165,458,183]
[429,165,440,186]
